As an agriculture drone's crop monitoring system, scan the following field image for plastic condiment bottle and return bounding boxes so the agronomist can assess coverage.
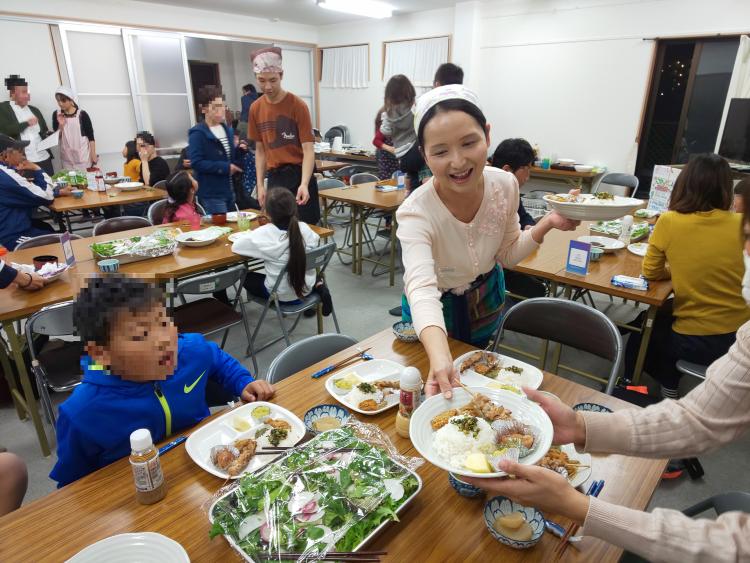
[129,428,167,505]
[395,367,423,439]
[619,215,634,245]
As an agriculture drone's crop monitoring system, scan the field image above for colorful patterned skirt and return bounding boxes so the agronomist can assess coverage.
[401,265,506,348]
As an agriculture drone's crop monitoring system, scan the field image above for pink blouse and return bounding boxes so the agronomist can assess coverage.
[163,202,200,225]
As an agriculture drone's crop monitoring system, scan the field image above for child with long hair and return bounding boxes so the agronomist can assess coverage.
[373,106,399,181]
[232,188,332,312]
[380,74,426,190]
[162,171,200,225]
[122,140,140,182]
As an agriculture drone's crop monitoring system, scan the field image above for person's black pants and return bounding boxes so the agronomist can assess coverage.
[398,144,425,189]
[624,300,736,390]
[267,164,320,224]
[503,269,547,300]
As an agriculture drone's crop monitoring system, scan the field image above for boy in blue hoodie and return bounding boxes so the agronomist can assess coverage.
[50,276,275,487]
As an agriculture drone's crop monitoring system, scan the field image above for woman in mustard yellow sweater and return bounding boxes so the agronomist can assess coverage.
[626,154,750,398]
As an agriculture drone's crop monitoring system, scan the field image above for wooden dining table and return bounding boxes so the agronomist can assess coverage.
[315,160,348,173]
[0,329,666,562]
[0,215,334,457]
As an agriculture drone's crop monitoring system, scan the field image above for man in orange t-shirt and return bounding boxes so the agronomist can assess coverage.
[248,47,320,224]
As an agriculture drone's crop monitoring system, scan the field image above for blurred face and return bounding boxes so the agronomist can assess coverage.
[136,137,155,159]
[56,95,75,113]
[87,303,178,382]
[202,97,226,124]
[503,164,532,187]
[422,110,490,193]
[1,148,25,167]
[256,72,283,100]
[9,86,30,106]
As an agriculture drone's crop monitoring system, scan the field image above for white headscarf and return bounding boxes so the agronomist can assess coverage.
[54,85,78,107]
[251,47,283,74]
[413,84,482,133]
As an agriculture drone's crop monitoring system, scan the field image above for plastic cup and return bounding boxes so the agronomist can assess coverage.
[541,158,551,170]
[237,213,251,231]
[33,255,58,271]
[212,213,227,226]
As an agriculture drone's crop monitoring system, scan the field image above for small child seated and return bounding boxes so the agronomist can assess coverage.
[50,275,273,487]
[162,171,201,226]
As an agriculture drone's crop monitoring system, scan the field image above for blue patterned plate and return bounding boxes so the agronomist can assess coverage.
[392,321,419,343]
[448,472,484,498]
[572,402,613,413]
[484,496,544,549]
[303,404,351,434]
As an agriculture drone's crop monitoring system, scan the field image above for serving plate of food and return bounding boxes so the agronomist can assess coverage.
[543,192,644,221]
[175,226,231,247]
[454,351,543,390]
[113,181,144,191]
[628,242,649,257]
[12,261,69,283]
[590,219,650,242]
[225,211,258,222]
[410,387,553,479]
[90,228,180,264]
[538,444,592,489]
[185,401,306,479]
[577,235,625,252]
[208,427,422,562]
[325,359,404,415]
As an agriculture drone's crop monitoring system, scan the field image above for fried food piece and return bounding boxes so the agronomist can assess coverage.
[212,447,236,470]
[266,418,291,430]
[458,402,481,417]
[226,438,257,476]
[473,392,512,421]
[431,408,458,430]
[375,380,400,390]
[499,433,534,450]
[359,399,379,411]
[473,359,500,376]
[459,352,484,373]
[539,447,579,478]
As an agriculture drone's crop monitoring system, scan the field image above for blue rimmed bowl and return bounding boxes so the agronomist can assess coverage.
[573,402,613,413]
[484,496,544,549]
[392,321,418,343]
[449,472,484,498]
[303,404,351,434]
[97,259,120,273]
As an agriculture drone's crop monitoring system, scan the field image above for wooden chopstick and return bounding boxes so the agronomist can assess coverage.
[260,551,385,560]
[458,382,477,398]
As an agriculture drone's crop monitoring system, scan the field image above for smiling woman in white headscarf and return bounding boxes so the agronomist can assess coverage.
[52,86,97,170]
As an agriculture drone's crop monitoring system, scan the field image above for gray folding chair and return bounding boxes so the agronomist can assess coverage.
[14,233,82,251]
[593,173,639,198]
[676,360,707,380]
[92,216,151,236]
[491,297,623,394]
[172,264,252,352]
[147,199,169,225]
[266,333,358,384]
[245,242,341,374]
[683,491,750,517]
[25,301,82,427]
[350,173,379,186]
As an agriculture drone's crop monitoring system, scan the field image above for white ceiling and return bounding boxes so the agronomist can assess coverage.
[148,0,458,26]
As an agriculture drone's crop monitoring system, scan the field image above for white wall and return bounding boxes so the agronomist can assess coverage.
[477,0,750,177]
[317,7,456,147]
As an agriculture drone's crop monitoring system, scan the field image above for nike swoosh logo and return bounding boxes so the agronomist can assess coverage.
[184,370,207,394]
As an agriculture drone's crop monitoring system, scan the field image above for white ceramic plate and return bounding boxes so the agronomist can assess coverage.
[225,211,258,222]
[574,165,593,173]
[325,359,404,415]
[175,230,222,247]
[577,235,625,252]
[409,387,553,479]
[561,444,592,489]
[543,194,644,221]
[454,351,543,390]
[66,532,189,563]
[628,242,649,257]
[113,181,144,191]
[185,401,305,479]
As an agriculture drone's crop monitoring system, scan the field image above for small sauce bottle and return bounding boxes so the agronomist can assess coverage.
[395,367,423,439]
[129,428,167,505]
[619,215,634,245]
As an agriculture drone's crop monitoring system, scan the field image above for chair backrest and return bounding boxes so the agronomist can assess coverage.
[15,233,82,251]
[318,178,346,190]
[25,301,76,362]
[175,264,246,296]
[152,179,167,190]
[350,172,379,186]
[335,165,369,179]
[92,216,152,236]
[492,297,623,394]
[147,199,169,225]
[267,242,337,295]
[683,491,750,517]
[266,333,358,384]
[594,173,639,197]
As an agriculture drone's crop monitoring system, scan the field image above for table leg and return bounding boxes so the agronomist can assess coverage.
[350,206,358,274]
[388,214,397,287]
[64,211,73,233]
[632,305,657,384]
[356,206,364,276]
[2,320,50,456]
[0,341,24,419]
[549,285,573,371]
[322,198,329,228]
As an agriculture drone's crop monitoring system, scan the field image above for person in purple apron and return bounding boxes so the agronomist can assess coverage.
[52,87,96,170]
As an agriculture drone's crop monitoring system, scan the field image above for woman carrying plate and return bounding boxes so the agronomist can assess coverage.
[396,85,577,398]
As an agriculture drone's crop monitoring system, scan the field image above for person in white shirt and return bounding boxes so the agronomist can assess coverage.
[231,188,332,313]
[0,75,53,175]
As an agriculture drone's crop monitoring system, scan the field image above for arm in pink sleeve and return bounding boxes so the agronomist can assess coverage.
[494,174,539,267]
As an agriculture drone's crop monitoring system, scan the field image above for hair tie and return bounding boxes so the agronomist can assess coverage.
[167,197,175,203]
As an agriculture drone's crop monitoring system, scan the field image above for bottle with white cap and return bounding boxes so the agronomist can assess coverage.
[129,428,167,505]
[619,215,634,245]
[395,366,423,439]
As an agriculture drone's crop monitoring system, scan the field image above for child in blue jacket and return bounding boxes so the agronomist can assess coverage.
[50,275,275,487]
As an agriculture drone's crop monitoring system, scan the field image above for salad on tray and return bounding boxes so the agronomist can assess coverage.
[90,228,180,261]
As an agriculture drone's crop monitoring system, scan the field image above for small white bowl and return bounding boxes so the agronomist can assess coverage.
[575,165,593,173]
[557,158,576,166]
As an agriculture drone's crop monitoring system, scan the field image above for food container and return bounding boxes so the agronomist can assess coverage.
[484,496,544,549]
[448,472,484,498]
[33,255,58,270]
[211,213,227,226]
[71,189,84,199]
[392,321,418,343]
[589,247,603,261]
[97,259,120,273]
[90,229,179,265]
[303,404,351,434]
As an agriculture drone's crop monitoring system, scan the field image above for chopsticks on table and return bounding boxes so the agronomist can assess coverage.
[158,436,187,456]
[554,480,605,559]
[311,347,372,379]
[259,551,386,561]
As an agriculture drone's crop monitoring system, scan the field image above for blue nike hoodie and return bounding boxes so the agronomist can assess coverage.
[50,333,254,487]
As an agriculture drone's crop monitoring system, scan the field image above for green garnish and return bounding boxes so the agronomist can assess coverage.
[502,365,523,374]
[451,416,480,438]
[356,382,376,394]
[268,428,288,447]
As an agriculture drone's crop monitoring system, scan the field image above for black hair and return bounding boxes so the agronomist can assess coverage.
[4,74,27,91]
[265,188,308,298]
[384,75,416,112]
[196,84,224,108]
[243,84,256,94]
[123,140,138,163]
[433,63,464,86]
[136,131,156,146]
[491,138,535,172]
[417,99,487,148]
[74,276,164,346]
[163,171,196,222]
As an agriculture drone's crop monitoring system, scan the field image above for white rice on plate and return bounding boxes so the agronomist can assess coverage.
[433,416,495,468]
[343,386,384,408]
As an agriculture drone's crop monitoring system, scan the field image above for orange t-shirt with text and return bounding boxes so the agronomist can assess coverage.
[248,92,314,170]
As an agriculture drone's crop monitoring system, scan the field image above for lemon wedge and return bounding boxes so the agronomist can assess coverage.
[465,453,492,473]
[232,417,251,432]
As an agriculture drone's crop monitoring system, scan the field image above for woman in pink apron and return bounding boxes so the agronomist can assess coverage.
[52,86,97,170]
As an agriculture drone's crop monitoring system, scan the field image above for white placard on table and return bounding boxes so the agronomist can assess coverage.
[37,131,59,152]
[647,165,681,214]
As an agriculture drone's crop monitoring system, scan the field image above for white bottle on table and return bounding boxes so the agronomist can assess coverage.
[619,215,634,245]
[395,366,423,440]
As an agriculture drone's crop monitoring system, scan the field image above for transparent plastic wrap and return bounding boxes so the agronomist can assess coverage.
[129,229,179,258]
[207,421,423,562]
